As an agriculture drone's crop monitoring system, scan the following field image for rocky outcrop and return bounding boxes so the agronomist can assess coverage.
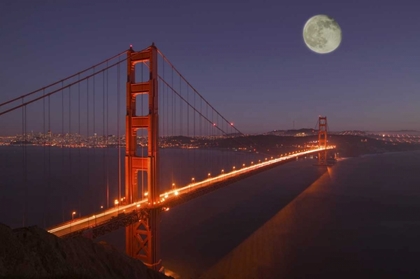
[0,223,172,279]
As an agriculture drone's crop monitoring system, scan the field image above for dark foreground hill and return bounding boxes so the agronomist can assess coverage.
[0,223,172,279]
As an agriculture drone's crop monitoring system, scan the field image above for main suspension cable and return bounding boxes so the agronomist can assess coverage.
[0,50,128,108]
[0,58,129,116]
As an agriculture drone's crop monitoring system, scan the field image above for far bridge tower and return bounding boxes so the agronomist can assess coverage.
[317,116,328,166]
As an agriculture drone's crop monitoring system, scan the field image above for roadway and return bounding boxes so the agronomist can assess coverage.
[48,147,334,237]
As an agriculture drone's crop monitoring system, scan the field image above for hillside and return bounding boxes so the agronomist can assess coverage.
[0,223,172,279]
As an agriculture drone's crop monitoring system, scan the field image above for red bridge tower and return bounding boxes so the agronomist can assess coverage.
[125,44,160,269]
[318,116,328,166]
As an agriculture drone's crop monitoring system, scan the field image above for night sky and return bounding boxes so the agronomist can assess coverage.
[1,0,419,133]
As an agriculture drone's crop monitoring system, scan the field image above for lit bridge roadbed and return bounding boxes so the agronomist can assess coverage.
[49,148,334,239]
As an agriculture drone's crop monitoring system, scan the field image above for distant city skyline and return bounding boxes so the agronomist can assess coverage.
[1,0,419,133]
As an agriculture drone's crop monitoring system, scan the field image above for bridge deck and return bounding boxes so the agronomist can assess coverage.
[48,147,334,238]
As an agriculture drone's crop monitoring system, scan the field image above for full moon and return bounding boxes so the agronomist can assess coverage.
[303,15,342,54]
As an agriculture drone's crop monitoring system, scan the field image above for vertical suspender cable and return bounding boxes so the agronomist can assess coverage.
[117,59,121,201]
[178,73,182,167]
[193,85,196,176]
[25,102,27,226]
[161,63,164,138]
[61,81,65,222]
[211,106,214,172]
[187,85,190,180]
[207,102,209,176]
[93,69,96,208]
[93,67,96,139]
[172,67,174,136]
[87,78,91,214]
[166,64,169,140]
[199,99,202,138]
[171,67,175,185]
[179,75,182,136]
[78,74,81,217]
[68,85,72,216]
[102,70,106,208]
[48,95,51,222]
[21,98,27,227]
[43,89,46,228]
[106,63,109,208]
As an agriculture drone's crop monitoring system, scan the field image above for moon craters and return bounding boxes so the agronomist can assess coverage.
[303,15,342,54]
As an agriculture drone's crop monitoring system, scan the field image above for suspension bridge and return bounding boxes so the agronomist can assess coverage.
[0,44,334,271]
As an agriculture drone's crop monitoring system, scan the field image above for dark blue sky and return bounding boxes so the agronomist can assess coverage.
[1,0,419,133]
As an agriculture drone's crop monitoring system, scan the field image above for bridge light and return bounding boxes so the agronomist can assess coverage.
[208,173,211,177]
[191,177,195,182]
[233,166,236,170]
[114,199,119,205]
[137,204,140,208]
[251,161,253,165]
[221,169,224,173]
[230,122,234,126]
[100,205,103,209]
[165,193,169,199]
[174,191,179,196]
[72,211,76,221]
[144,192,149,197]
[242,163,245,167]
